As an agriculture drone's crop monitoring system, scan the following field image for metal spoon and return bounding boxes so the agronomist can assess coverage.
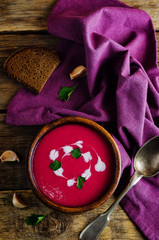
[79,135,159,240]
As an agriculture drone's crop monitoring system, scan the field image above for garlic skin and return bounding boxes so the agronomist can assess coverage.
[12,193,28,208]
[70,65,87,80]
[0,150,19,162]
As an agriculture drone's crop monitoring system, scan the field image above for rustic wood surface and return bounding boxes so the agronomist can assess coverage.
[0,190,145,240]
[0,0,158,239]
[0,0,159,31]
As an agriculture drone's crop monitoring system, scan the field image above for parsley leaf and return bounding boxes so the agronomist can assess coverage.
[58,84,78,101]
[71,148,81,159]
[77,176,86,189]
[25,214,46,226]
[49,160,61,171]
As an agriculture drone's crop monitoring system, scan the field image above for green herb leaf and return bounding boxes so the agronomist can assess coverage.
[49,160,61,171]
[58,84,78,101]
[77,176,86,189]
[25,214,46,226]
[71,148,81,159]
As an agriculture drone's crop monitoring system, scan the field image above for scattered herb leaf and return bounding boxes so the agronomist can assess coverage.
[58,84,78,101]
[49,160,61,171]
[25,214,46,226]
[77,176,86,189]
[71,148,81,159]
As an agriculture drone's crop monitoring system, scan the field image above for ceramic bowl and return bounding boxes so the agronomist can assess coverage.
[27,116,121,213]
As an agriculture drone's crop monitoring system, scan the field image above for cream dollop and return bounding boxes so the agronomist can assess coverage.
[62,146,73,156]
[82,152,92,163]
[54,167,64,177]
[67,178,76,187]
[49,149,59,161]
[81,167,91,180]
[95,156,106,172]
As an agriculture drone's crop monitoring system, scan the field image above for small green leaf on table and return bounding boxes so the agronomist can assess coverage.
[58,84,78,101]
[25,214,46,226]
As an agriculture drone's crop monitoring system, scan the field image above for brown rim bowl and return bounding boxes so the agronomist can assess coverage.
[27,116,121,213]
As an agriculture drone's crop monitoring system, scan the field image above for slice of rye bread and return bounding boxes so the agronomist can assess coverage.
[4,47,61,94]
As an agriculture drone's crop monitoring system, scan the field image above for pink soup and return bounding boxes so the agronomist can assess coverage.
[32,124,115,207]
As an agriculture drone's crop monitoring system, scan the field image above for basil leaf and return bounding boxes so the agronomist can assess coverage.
[77,176,86,189]
[49,160,61,171]
[71,148,81,159]
[25,214,46,226]
[58,84,78,101]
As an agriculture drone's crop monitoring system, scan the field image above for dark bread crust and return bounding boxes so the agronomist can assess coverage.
[5,47,61,94]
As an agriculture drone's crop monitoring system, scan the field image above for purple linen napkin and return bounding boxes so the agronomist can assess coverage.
[6,0,159,239]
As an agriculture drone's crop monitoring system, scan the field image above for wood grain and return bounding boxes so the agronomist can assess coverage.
[0,190,146,240]
[0,0,159,32]
[0,1,158,239]
[0,34,60,56]
[0,32,159,110]
[0,0,58,32]
[0,33,60,110]
[0,114,41,190]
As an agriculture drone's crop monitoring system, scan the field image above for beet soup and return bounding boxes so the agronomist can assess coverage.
[32,123,116,207]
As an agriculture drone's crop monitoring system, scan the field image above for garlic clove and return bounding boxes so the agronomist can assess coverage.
[0,150,19,162]
[70,65,87,80]
[12,193,28,208]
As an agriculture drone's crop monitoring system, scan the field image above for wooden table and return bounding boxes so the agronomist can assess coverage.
[0,1,158,239]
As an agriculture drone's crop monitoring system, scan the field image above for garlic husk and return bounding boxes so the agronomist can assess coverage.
[12,193,28,208]
[70,65,87,80]
[0,150,19,162]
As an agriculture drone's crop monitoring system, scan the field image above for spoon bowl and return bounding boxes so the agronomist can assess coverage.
[79,135,159,240]
[134,136,159,177]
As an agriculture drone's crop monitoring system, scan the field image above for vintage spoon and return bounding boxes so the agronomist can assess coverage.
[79,135,159,240]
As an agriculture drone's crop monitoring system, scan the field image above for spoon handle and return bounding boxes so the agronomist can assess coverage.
[104,171,143,216]
[79,171,143,240]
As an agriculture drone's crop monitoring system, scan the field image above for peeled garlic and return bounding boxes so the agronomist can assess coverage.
[70,65,87,80]
[12,193,28,208]
[0,150,19,162]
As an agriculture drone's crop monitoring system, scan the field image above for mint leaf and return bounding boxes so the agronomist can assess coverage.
[25,214,46,226]
[49,160,61,171]
[58,84,78,101]
[77,176,86,189]
[71,148,81,159]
